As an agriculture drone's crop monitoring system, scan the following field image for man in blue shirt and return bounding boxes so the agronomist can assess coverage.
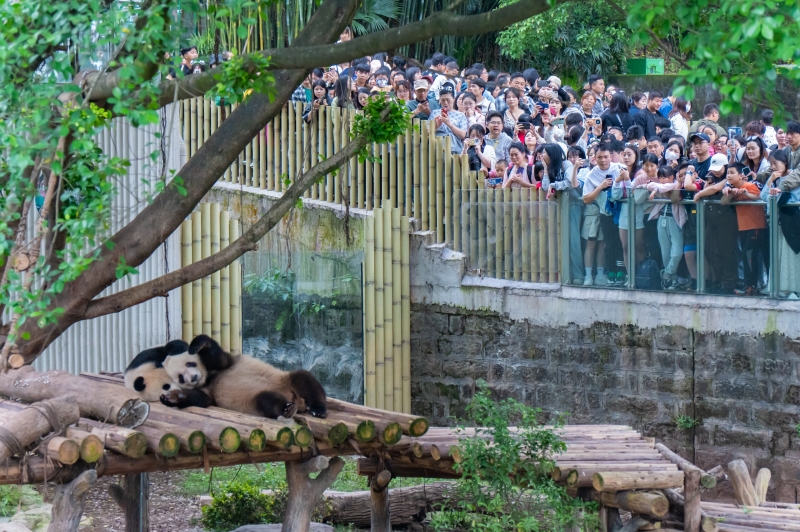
[429,84,467,154]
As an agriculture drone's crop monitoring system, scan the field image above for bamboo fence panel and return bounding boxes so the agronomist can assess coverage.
[180,204,242,353]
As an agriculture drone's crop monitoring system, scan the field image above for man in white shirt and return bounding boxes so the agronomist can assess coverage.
[468,79,491,114]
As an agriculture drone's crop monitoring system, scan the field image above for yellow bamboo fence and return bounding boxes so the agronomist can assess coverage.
[181,99,561,283]
[363,207,411,414]
[180,202,243,355]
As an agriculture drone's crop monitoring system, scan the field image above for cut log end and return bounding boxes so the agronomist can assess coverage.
[247,429,267,451]
[409,418,429,437]
[275,427,295,448]
[188,431,206,454]
[448,445,462,463]
[219,427,241,453]
[700,474,717,489]
[125,433,148,458]
[8,354,25,369]
[328,422,349,445]
[356,420,376,442]
[381,422,402,445]
[295,427,314,448]
[412,442,423,458]
[158,434,180,457]
[566,469,579,487]
[47,437,80,465]
[430,444,441,461]
[80,435,105,463]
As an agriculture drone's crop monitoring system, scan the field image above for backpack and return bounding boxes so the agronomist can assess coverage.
[635,259,661,290]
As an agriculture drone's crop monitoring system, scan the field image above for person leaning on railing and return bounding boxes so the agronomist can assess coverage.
[302,80,331,124]
[646,166,686,290]
[429,84,467,154]
[762,149,800,298]
[462,124,496,173]
[502,142,538,189]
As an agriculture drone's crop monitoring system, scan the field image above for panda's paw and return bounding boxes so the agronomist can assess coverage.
[309,407,327,419]
[160,389,186,408]
[283,402,298,418]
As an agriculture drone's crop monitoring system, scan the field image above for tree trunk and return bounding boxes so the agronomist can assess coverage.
[370,469,392,532]
[283,455,345,532]
[754,468,771,504]
[726,459,758,506]
[48,470,97,532]
[592,471,685,492]
[0,397,79,460]
[108,473,150,532]
[684,469,702,532]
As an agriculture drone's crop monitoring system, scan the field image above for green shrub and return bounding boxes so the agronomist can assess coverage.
[430,381,599,532]
[675,415,700,430]
[201,481,283,531]
[0,485,43,517]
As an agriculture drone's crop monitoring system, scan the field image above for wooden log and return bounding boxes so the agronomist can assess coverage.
[753,468,770,504]
[185,406,297,448]
[48,469,97,532]
[726,459,758,506]
[371,469,392,532]
[591,490,670,518]
[685,468,702,532]
[141,419,206,454]
[284,455,345,532]
[656,443,717,489]
[293,426,314,449]
[561,464,680,487]
[412,442,441,460]
[0,397,79,460]
[357,458,459,479]
[593,471,684,491]
[292,414,349,446]
[374,420,403,445]
[78,420,147,458]
[64,427,105,463]
[707,465,728,485]
[322,412,376,442]
[46,437,81,465]
[145,406,241,453]
[108,473,150,532]
[325,398,429,437]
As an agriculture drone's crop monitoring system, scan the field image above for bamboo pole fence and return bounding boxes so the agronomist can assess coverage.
[180,101,560,283]
[181,202,243,354]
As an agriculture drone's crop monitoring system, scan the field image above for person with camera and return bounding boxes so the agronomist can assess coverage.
[302,80,331,123]
[462,124,496,173]
[502,142,537,189]
[483,112,513,164]
[407,79,439,120]
[429,84,467,154]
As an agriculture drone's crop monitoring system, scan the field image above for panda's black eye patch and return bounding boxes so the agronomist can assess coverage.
[186,362,197,368]
[162,383,172,390]
[133,377,146,392]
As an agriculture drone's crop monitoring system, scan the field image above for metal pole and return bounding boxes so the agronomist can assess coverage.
[769,195,779,298]
[627,194,636,289]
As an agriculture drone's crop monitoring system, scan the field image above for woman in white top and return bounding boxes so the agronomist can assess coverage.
[462,124,496,173]
[502,142,537,189]
[668,97,692,140]
[459,93,485,128]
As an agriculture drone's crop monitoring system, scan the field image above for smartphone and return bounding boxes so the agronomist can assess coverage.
[487,177,503,186]
[551,117,565,126]
[728,126,742,138]
[538,102,549,110]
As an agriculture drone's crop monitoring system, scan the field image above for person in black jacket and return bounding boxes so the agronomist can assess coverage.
[632,90,663,139]
[601,92,634,134]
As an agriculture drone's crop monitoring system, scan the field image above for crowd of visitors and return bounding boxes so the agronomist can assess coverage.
[174,28,800,298]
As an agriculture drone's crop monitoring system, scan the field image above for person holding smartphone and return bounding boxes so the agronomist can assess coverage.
[302,80,331,123]
[461,124,496,172]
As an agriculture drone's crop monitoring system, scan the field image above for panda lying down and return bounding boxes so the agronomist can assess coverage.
[124,335,327,419]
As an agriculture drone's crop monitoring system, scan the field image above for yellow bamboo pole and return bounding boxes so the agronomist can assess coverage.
[413,126,421,220]
[281,105,289,192]
[259,127,266,189]
[349,112,358,209]
[230,220,242,355]
[210,100,218,150]
[182,100,190,159]
[400,216,411,414]
[357,150,365,209]
[404,131,412,217]
[203,98,211,148]
[365,154,373,211]
[267,119,275,190]
[197,98,204,151]
[382,206,394,412]
[548,197,558,282]
[374,209,385,410]
[244,137,252,187]
[420,124,429,230]
[443,138,452,245]
[373,144,381,208]
[191,211,203,337]
[312,113,320,199]
[436,137,445,242]
[531,188,540,282]
[224,105,232,182]
[391,208,402,412]
[380,143,389,206]
[485,188,494,277]
[512,188,521,281]
[332,108,341,205]
[190,99,197,158]
[364,217,376,407]
[521,189,531,282]
[287,102,296,190]
[181,220,193,340]
[474,171,483,271]
[295,103,305,191]
[504,189,513,279]
[495,188,503,277]
[210,204,222,342]
[220,211,231,352]
[538,188,547,282]
[201,203,212,335]
[325,107,334,201]
[453,154,461,252]
[231,103,240,185]
[389,140,397,208]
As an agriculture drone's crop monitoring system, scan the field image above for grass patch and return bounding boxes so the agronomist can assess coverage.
[0,485,43,516]
[180,457,431,497]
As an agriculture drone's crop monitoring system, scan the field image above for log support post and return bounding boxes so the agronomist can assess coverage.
[283,455,344,532]
[48,470,97,532]
[108,472,150,532]
[370,468,392,532]
[606,506,623,532]
[684,469,701,532]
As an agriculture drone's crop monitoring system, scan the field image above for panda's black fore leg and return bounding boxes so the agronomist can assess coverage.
[289,370,328,418]
[255,391,296,419]
[160,389,214,409]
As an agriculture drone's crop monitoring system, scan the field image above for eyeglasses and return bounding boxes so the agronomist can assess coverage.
[746,135,759,141]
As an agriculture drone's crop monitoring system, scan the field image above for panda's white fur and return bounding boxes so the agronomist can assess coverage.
[124,340,192,402]
[161,350,207,387]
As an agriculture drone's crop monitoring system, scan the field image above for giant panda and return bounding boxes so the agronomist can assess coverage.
[124,340,192,402]
[159,334,328,420]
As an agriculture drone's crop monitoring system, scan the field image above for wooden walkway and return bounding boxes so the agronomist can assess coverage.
[0,368,797,531]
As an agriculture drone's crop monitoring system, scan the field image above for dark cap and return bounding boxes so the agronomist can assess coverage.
[689,132,710,143]
[439,83,456,97]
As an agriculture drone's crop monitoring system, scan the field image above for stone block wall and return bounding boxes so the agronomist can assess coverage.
[410,303,800,503]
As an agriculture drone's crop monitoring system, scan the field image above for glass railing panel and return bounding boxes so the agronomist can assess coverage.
[773,201,800,299]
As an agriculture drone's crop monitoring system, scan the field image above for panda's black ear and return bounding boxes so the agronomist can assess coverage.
[133,376,146,392]
[189,334,233,370]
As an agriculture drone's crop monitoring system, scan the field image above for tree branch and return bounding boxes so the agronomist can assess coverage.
[605,0,688,68]
[88,0,564,106]
[82,121,374,320]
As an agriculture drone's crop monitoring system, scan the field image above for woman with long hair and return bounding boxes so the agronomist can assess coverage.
[461,124,496,172]
[330,77,355,109]
[459,93,485,128]
[602,92,634,133]
[502,142,536,189]
[502,87,527,134]
[762,149,800,297]
[662,140,686,168]
[669,97,692,140]
[611,143,644,279]
[355,88,371,110]
[630,92,647,115]
[743,136,771,177]
[580,92,598,121]
[404,67,422,84]
[303,80,331,123]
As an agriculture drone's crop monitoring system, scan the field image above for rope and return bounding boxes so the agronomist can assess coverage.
[0,427,26,457]
[24,401,65,435]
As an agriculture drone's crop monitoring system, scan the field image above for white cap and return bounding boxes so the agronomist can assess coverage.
[708,153,729,172]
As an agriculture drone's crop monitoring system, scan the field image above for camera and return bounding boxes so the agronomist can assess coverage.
[519,122,531,130]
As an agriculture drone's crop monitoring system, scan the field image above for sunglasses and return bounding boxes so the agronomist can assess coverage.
[625,141,639,148]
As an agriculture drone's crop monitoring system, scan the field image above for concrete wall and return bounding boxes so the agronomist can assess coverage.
[607,74,800,127]
[409,232,800,502]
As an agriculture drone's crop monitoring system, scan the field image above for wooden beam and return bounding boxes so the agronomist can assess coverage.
[48,470,97,532]
[370,469,392,532]
[283,456,345,532]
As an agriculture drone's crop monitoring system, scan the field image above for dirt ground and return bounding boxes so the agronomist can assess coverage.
[40,471,202,532]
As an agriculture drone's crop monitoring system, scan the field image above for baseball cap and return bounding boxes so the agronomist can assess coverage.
[547,75,562,88]
[708,153,729,172]
[413,79,429,91]
[689,132,710,143]
[439,83,456,97]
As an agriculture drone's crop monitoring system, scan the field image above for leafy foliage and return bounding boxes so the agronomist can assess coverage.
[352,94,411,163]
[624,0,800,115]
[431,381,598,531]
[675,415,700,430]
[498,0,629,80]
[201,481,276,531]
[0,485,42,517]
[351,0,402,35]
[209,53,276,104]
